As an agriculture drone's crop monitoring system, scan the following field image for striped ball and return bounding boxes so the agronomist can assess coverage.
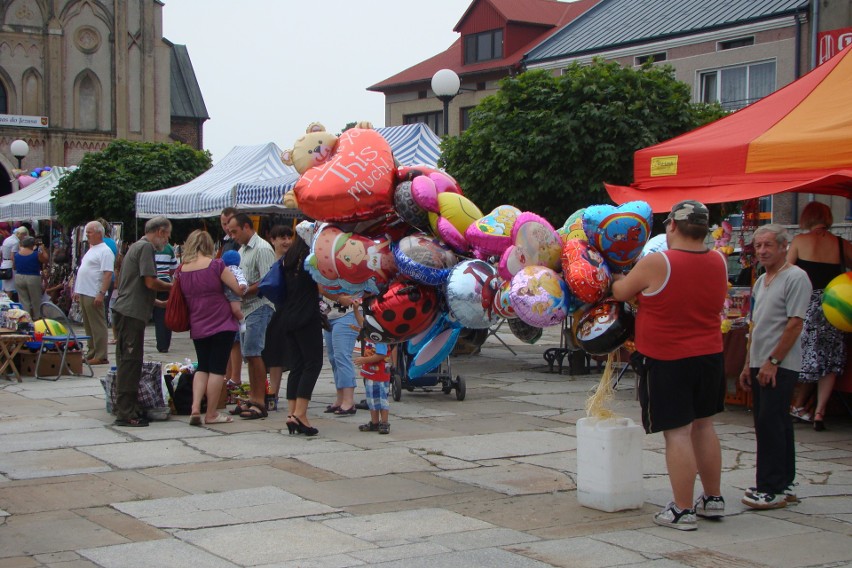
[34,319,68,336]
[822,272,852,332]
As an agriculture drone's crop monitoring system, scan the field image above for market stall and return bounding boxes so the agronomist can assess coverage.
[0,166,75,222]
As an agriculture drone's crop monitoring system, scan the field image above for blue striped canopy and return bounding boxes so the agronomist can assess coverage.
[0,166,75,221]
[232,123,442,214]
[136,143,291,219]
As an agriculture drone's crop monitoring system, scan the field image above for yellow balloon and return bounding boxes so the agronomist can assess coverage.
[34,319,68,336]
[822,272,852,332]
[428,193,483,236]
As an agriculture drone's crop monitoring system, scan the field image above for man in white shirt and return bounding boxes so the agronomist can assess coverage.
[1,226,29,301]
[73,221,115,365]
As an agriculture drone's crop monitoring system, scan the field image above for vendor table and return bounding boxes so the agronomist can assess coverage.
[0,331,31,382]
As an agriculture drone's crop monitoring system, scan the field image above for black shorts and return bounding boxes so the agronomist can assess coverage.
[638,352,725,434]
[193,331,237,375]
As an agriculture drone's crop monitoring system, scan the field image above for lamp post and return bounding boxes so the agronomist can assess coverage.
[431,69,461,136]
[10,139,29,170]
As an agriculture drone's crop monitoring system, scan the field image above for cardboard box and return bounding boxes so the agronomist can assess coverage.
[18,351,83,377]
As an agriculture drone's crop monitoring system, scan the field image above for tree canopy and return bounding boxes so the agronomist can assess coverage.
[440,61,726,224]
[53,139,211,233]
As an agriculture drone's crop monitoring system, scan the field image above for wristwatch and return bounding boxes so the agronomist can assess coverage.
[768,356,780,366]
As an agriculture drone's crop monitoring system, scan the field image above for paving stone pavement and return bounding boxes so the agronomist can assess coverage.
[1,324,851,567]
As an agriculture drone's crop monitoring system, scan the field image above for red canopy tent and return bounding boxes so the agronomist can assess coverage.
[605,44,852,213]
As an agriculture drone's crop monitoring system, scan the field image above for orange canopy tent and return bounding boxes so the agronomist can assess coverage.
[605,44,852,213]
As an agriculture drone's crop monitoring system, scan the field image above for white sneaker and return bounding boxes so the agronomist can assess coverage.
[747,485,799,505]
[741,490,787,510]
[694,494,725,519]
[653,502,697,531]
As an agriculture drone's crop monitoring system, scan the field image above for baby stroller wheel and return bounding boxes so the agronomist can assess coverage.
[455,375,466,401]
[391,367,402,402]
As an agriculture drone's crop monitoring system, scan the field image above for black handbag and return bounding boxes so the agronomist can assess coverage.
[0,267,13,280]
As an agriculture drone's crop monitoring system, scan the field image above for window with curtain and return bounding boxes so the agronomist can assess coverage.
[699,61,776,110]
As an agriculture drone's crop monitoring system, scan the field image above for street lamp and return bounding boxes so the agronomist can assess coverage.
[431,69,461,136]
[10,139,29,170]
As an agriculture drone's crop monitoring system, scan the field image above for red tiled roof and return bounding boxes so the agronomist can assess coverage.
[369,0,600,92]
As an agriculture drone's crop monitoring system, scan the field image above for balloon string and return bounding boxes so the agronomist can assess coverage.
[585,351,616,420]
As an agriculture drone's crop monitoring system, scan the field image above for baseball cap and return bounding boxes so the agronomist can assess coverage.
[665,200,709,226]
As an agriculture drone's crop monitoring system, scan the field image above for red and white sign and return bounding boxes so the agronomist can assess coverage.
[818,27,852,65]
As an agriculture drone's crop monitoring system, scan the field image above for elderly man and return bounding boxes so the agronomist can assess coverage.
[226,213,275,419]
[739,224,811,509]
[74,221,115,365]
[111,217,172,427]
[1,226,29,302]
[612,200,729,531]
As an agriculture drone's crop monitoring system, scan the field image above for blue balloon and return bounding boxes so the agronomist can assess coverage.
[392,233,457,286]
[407,314,462,379]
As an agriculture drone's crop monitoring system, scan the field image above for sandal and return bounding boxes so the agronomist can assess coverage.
[814,412,826,432]
[324,404,341,413]
[239,401,268,420]
[334,406,356,415]
[189,414,202,426]
[205,414,233,425]
[790,407,812,422]
[229,401,249,415]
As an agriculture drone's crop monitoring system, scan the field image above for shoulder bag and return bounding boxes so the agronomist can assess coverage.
[165,266,190,332]
[257,258,287,307]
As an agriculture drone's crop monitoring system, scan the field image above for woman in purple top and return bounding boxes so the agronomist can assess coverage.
[179,230,244,425]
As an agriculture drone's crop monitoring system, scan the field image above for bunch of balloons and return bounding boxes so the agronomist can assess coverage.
[14,165,52,188]
[286,123,653,377]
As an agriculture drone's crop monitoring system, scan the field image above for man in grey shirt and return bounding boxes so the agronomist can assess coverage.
[739,224,811,509]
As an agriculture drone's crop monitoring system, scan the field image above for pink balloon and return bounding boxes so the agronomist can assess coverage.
[17,175,37,188]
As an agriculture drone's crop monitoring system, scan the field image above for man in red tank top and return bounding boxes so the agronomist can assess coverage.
[612,200,728,531]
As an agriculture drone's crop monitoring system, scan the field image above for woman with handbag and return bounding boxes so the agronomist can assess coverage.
[260,225,294,410]
[13,236,48,318]
[177,230,245,426]
[279,232,324,436]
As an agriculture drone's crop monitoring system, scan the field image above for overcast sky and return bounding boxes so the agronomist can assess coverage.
[162,0,472,163]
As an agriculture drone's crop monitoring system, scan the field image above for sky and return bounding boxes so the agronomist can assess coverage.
[162,0,473,163]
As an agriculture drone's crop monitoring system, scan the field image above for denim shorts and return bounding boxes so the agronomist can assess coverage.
[365,379,389,411]
[240,304,274,357]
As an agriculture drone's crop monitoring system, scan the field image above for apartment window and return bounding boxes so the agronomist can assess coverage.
[405,111,443,136]
[461,107,476,132]
[464,29,503,64]
[699,61,775,111]
[635,52,667,65]
[719,37,755,50]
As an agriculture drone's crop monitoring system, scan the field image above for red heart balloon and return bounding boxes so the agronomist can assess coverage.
[561,239,611,304]
[294,128,396,223]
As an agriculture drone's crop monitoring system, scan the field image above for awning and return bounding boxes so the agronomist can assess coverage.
[0,167,76,221]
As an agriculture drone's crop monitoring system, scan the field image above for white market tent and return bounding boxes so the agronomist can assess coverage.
[136,143,292,219]
[0,166,76,221]
[231,123,443,215]
[139,124,443,219]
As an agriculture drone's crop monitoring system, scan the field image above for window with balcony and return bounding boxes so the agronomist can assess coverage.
[405,111,444,136]
[464,29,503,64]
[699,60,775,111]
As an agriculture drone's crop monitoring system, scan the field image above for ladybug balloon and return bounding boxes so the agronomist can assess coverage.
[361,281,438,344]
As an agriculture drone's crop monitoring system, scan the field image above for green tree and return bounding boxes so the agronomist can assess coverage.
[53,139,211,233]
[440,62,726,224]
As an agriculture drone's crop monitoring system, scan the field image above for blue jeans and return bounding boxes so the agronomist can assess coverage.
[324,311,358,389]
[240,304,274,357]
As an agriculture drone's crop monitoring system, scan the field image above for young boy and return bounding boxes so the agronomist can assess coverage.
[220,250,248,332]
[353,302,391,434]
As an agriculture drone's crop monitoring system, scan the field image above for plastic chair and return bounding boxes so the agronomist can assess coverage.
[35,301,94,381]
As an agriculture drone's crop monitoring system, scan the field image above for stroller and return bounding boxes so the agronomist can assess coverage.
[389,343,465,401]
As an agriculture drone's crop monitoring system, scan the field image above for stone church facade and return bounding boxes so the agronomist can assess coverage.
[0,0,207,195]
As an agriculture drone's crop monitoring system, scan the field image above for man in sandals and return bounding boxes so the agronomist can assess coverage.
[612,200,729,531]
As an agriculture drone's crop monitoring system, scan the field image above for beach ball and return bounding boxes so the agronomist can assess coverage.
[34,319,68,336]
[822,272,852,332]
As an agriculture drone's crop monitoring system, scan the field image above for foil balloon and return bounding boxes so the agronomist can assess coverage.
[509,265,571,327]
[361,281,438,344]
[640,233,668,259]
[465,205,521,259]
[427,193,483,253]
[444,259,500,329]
[498,212,563,280]
[305,224,397,293]
[406,313,463,380]
[575,299,635,355]
[507,317,543,344]
[17,175,37,188]
[393,181,430,230]
[582,201,652,273]
[557,208,587,244]
[492,279,517,319]
[392,233,458,286]
[293,128,396,223]
[561,238,611,304]
[280,123,338,175]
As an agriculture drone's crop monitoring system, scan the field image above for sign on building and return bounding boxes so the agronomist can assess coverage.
[818,27,852,65]
[0,114,49,128]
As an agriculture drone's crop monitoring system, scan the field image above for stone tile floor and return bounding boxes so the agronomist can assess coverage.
[0,325,850,567]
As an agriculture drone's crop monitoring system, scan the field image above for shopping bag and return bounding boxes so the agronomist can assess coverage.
[257,259,287,307]
[100,361,165,414]
[165,266,190,332]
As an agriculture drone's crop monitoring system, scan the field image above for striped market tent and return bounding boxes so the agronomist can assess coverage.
[136,143,291,219]
[231,123,442,214]
[0,166,76,221]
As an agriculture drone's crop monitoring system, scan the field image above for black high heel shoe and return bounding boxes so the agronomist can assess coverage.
[285,415,297,435]
[814,412,826,432]
[293,416,318,437]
